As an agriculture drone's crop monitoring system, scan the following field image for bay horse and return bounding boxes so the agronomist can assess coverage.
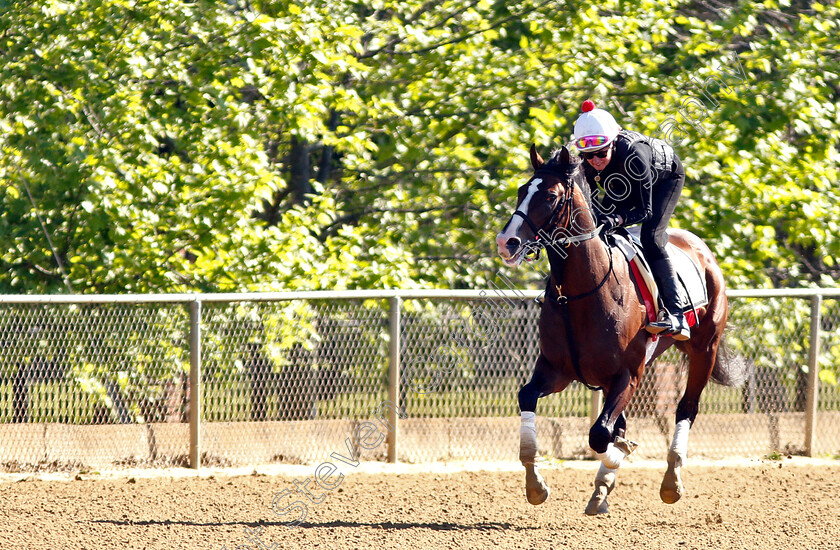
[496,145,745,514]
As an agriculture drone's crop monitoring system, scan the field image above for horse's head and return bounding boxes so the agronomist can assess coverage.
[496,145,588,266]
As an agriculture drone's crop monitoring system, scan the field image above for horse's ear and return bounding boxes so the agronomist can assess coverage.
[559,146,571,164]
[530,144,544,170]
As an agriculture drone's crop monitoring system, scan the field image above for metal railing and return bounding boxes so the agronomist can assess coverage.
[0,288,838,470]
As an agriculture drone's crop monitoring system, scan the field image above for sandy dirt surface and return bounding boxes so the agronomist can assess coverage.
[2,458,839,550]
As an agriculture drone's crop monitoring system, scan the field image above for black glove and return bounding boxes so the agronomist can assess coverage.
[597,213,622,233]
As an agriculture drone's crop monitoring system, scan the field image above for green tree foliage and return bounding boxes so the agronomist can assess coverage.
[1,0,838,294]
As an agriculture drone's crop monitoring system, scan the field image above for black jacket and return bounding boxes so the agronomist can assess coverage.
[582,129,681,226]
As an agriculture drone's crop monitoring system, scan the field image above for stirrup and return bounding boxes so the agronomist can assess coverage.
[646,310,673,335]
[646,310,690,340]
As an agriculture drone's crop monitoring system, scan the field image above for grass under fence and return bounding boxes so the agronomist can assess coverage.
[3,377,840,424]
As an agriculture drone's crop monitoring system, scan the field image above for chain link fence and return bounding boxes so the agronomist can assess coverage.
[0,290,838,471]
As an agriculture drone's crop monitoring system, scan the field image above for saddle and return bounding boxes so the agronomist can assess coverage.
[609,228,708,329]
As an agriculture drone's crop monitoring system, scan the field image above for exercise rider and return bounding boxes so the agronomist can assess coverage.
[573,99,690,341]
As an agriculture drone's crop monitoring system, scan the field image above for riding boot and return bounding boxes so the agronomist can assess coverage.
[647,257,690,341]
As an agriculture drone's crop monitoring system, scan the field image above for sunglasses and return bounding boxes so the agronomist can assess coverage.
[582,146,611,160]
[575,135,608,149]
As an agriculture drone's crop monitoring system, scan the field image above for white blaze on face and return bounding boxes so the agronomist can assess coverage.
[496,178,542,262]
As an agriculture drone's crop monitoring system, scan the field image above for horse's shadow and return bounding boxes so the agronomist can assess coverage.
[89,518,535,531]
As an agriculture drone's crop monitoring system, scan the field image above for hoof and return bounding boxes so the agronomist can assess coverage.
[613,436,639,456]
[524,464,550,505]
[585,487,610,515]
[660,483,683,504]
[660,449,685,504]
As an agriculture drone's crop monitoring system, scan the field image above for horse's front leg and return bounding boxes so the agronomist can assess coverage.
[585,369,640,515]
[518,354,570,505]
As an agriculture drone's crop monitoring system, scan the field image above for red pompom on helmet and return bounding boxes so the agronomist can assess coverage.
[573,99,620,151]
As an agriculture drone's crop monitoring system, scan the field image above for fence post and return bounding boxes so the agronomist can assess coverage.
[805,294,822,457]
[189,299,202,469]
[387,296,402,463]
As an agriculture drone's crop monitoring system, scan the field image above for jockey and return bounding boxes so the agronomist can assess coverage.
[573,99,690,341]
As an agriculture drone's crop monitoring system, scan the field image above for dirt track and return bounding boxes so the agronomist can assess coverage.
[2,460,839,550]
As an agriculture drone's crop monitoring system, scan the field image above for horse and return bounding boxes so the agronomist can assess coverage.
[495,145,745,514]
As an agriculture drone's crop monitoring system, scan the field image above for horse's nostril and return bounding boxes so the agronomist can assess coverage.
[506,238,521,253]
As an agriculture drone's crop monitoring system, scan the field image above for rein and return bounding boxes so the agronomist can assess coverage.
[549,247,613,306]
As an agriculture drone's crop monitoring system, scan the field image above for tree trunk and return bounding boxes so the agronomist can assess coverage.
[316,110,340,185]
[290,136,313,203]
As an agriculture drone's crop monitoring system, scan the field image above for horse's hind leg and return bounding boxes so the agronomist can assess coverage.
[518,355,570,505]
[660,418,689,504]
[660,347,716,504]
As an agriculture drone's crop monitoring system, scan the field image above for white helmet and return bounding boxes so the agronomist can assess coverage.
[572,100,621,151]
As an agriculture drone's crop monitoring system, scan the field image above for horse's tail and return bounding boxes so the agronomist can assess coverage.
[711,336,750,387]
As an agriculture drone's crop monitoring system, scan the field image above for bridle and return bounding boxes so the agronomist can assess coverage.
[510,172,572,244]
[509,168,603,258]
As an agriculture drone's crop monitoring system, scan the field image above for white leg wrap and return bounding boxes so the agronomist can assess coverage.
[671,419,690,456]
[595,442,626,469]
[520,412,537,463]
[585,462,617,515]
[595,462,617,485]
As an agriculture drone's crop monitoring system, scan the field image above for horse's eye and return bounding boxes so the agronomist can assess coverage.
[546,194,557,202]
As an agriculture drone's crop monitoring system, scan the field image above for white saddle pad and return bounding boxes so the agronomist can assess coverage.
[612,228,708,311]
